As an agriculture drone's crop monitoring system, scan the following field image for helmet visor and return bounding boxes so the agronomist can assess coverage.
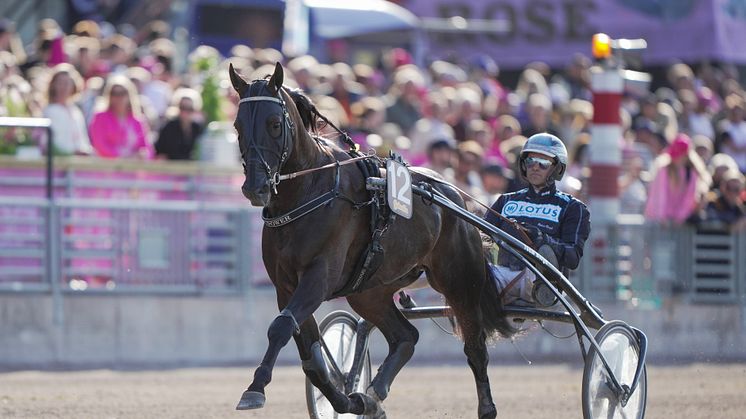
[524,156,554,170]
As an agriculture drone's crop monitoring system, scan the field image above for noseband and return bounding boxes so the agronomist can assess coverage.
[238,85,295,194]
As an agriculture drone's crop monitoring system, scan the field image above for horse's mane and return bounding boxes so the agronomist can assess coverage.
[286,87,318,133]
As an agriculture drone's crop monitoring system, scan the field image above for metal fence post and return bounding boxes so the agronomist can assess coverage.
[48,201,63,325]
[0,117,62,320]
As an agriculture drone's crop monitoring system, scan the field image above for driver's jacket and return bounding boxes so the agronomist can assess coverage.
[484,183,591,271]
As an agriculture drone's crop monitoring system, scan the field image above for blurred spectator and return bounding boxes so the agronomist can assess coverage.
[155,88,204,160]
[481,164,513,202]
[353,63,384,97]
[522,93,559,138]
[450,85,483,141]
[557,99,592,151]
[562,133,590,197]
[89,74,152,158]
[632,94,665,139]
[349,96,387,151]
[708,153,741,191]
[499,134,529,192]
[692,169,746,231]
[78,75,105,123]
[469,54,504,99]
[42,63,92,155]
[514,67,549,128]
[409,92,454,165]
[0,18,27,65]
[102,34,135,74]
[551,53,592,102]
[71,20,101,39]
[69,35,102,79]
[424,139,456,174]
[385,65,424,134]
[692,134,714,165]
[678,89,715,140]
[449,140,487,208]
[20,29,57,76]
[619,156,648,215]
[316,62,365,121]
[633,120,667,166]
[125,66,159,126]
[644,134,711,224]
[717,94,746,172]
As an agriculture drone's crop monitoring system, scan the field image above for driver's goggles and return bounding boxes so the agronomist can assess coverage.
[524,157,554,170]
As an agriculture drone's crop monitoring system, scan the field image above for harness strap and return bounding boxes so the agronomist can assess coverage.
[262,163,341,228]
[239,96,283,105]
[331,153,391,298]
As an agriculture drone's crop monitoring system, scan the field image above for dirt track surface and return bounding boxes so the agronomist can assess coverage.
[1,364,744,419]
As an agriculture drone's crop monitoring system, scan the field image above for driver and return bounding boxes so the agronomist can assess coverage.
[485,133,591,306]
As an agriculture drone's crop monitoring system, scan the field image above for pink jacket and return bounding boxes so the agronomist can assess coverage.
[89,110,153,159]
[644,164,698,223]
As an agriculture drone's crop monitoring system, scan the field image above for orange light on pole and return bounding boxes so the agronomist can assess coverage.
[592,33,612,60]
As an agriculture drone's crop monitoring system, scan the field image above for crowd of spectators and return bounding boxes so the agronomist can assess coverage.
[0,16,744,231]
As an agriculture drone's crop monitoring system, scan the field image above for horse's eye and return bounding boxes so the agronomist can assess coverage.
[268,116,283,138]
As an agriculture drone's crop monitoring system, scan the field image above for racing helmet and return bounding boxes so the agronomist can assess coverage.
[519,133,568,182]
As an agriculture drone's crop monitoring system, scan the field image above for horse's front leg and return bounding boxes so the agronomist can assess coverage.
[294,316,365,414]
[236,265,326,411]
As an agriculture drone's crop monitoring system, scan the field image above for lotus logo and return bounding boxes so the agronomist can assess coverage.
[502,202,561,222]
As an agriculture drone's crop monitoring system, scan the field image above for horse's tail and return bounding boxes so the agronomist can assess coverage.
[480,257,520,340]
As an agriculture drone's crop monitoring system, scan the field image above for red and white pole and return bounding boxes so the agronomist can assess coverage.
[589,66,623,224]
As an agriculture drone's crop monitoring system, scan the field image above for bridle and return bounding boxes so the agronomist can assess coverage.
[238,82,295,195]
[237,81,377,228]
[238,81,374,196]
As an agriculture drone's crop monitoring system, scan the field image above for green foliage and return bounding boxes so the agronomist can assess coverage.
[190,47,225,125]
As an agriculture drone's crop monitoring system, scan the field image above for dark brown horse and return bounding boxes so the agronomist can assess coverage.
[229,62,515,419]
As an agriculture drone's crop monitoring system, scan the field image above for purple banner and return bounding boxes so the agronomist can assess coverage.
[401,0,746,68]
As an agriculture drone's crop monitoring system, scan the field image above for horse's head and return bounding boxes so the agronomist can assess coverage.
[229,62,294,206]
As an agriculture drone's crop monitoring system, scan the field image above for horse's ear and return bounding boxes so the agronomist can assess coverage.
[229,63,248,94]
[268,62,284,93]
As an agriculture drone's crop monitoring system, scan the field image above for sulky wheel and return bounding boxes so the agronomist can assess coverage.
[306,310,372,419]
[582,320,647,419]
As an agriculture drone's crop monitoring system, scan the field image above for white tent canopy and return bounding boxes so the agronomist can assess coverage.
[283,0,420,56]
[304,0,419,39]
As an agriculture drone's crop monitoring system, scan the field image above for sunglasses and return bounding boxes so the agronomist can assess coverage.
[524,156,554,170]
[179,106,194,112]
[110,89,128,97]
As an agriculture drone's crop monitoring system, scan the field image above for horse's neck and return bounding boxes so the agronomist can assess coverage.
[268,133,337,213]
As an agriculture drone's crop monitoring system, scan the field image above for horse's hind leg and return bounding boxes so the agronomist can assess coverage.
[347,287,419,410]
[447,288,497,419]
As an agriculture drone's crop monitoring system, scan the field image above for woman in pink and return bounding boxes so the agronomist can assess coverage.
[89,74,153,158]
[644,133,711,224]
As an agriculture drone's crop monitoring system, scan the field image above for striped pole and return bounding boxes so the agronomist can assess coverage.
[586,65,624,300]
[589,66,624,224]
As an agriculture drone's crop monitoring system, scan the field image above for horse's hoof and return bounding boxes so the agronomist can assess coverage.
[235,390,265,410]
[478,405,497,419]
[349,392,386,418]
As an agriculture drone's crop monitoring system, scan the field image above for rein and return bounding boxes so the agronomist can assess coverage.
[275,153,375,182]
